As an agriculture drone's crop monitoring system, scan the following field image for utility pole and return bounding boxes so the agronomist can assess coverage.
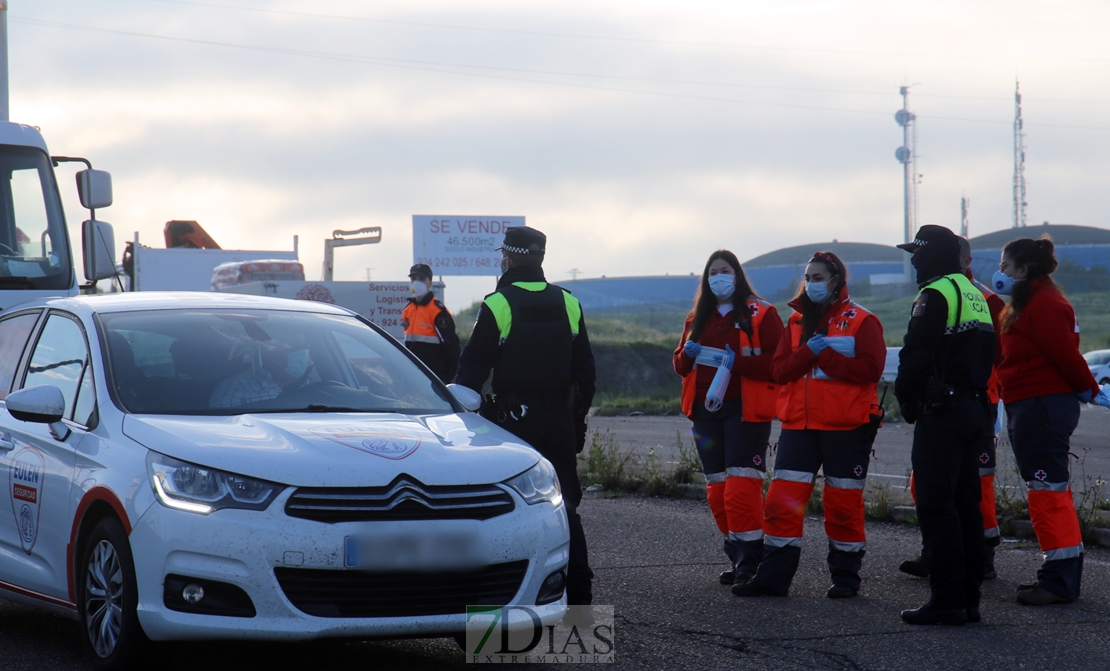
[567,268,581,281]
[895,86,917,282]
[1013,80,1028,228]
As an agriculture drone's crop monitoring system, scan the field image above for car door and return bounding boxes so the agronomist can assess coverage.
[0,310,95,602]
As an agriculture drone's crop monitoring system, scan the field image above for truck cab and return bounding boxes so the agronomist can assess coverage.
[0,122,115,311]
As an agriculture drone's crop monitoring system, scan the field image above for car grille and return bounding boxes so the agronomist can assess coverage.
[284,475,516,523]
[274,560,529,618]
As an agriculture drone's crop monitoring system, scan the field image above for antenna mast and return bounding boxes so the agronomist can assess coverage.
[895,86,917,280]
[1013,81,1027,228]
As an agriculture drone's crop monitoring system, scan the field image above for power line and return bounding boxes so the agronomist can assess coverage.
[13,17,1110,132]
[146,0,1110,65]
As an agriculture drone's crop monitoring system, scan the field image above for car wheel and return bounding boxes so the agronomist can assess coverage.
[78,516,147,670]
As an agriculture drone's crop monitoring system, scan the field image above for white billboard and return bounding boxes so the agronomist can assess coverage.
[412,215,524,276]
[216,280,442,341]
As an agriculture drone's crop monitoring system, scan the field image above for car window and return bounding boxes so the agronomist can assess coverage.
[0,311,40,400]
[100,309,456,415]
[22,313,90,420]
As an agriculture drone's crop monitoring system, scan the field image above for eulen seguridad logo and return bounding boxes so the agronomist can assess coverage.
[465,605,614,664]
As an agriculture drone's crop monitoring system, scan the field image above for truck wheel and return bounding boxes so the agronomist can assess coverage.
[78,516,147,670]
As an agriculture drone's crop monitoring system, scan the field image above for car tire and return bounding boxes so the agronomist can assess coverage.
[77,516,148,670]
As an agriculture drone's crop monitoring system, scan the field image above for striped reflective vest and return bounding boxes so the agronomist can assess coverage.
[482,281,582,394]
[403,299,448,344]
[680,298,781,422]
[776,303,880,431]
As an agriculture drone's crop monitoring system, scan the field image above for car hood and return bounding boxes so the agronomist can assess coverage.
[122,412,540,487]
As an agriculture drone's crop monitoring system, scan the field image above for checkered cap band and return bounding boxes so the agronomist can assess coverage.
[501,244,543,255]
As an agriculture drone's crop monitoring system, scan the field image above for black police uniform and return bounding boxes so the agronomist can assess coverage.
[456,228,597,605]
[895,225,997,624]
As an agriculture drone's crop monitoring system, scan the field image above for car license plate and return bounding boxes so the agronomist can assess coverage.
[344,532,480,570]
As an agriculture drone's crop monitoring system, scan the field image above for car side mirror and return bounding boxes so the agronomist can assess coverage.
[76,169,113,210]
[5,385,70,440]
[82,219,117,281]
[446,383,482,412]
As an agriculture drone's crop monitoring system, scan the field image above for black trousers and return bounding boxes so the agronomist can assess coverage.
[911,395,989,610]
[498,405,594,605]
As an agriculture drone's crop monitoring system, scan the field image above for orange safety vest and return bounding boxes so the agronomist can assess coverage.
[680,298,781,422]
[402,299,447,344]
[776,303,880,431]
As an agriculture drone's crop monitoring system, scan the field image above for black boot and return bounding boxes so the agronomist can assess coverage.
[733,538,765,584]
[899,554,931,578]
[827,545,864,596]
[732,544,799,597]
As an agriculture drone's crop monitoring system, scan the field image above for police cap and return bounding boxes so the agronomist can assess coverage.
[408,263,433,279]
[497,226,546,256]
[897,224,957,253]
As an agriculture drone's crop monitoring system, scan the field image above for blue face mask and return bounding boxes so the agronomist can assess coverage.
[805,280,831,304]
[709,274,735,299]
[991,270,1018,297]
[285,349,311,378]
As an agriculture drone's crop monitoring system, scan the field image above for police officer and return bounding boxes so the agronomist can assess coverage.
[402,263,459,383]
[895,225,996,625]
[456,226,596,605]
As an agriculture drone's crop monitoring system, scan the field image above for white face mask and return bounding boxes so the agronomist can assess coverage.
[410,280,429,299]
[991,270,1019,297]
[708,274,735,299]
[805,280,831,304]
[500,256,511,274]
[284,349,311,378]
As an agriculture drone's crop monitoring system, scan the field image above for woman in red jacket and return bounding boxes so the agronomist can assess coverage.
[674,250,784,586]
[994,236,1099,606]
[732,251,884,599]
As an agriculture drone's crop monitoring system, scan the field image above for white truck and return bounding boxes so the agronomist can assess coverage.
[0,123,117,311]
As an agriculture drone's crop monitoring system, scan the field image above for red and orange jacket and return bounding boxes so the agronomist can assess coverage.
[673,298,784,422]
[997,276,1098,405]
[772,286,884,431]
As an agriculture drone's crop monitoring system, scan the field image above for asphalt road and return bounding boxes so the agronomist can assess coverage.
[590,404,1110,503]
[5,496,1110,670]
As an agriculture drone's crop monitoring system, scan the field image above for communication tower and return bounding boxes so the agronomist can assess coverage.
[1013,81,1028,228]
[895,86,917,280]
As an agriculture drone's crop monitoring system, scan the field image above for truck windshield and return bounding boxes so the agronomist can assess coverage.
[0,146,71,290]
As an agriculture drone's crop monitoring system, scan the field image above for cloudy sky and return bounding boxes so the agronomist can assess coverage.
[12,0,1110,310]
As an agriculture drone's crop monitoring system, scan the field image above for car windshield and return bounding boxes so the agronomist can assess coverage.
[99,308,457,415]
[1084,351,1108,365]
[0,146,72,290]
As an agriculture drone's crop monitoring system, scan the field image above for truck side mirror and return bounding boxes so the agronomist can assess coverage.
[82,220,117,281]
[76,169,113,210]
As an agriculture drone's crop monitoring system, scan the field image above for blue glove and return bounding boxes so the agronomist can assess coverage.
[684,340,701,359]
[1097,385,1110,409]
[1078,388,1095,404]
[806,334,828,356]
[722,343,736,371]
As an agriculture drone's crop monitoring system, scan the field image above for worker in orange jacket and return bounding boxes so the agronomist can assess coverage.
[402,264,459,383]
[732,251,884,599]
[673,250,783,586]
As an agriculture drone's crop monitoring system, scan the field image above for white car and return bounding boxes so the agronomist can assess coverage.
[0,293,569,669]
[881,347,902,383]
[1084,349,1110,386]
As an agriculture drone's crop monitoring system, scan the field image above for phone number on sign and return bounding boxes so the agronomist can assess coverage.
[414,257,495,269]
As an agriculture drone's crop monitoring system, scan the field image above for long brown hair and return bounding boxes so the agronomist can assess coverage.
[792,250,849,342]
[1000,235,1061,332]
[686,250,760,342]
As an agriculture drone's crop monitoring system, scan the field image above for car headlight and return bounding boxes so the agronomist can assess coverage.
[147,451,283,515]
[504,459,562,506]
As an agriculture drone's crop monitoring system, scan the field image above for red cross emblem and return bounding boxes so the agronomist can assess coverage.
[1034,469,1047,481]
[843,309,857,319]
[853,465,864,477]
[979,453,990,464]
[753,455,762,466]
[749,304,760,316]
